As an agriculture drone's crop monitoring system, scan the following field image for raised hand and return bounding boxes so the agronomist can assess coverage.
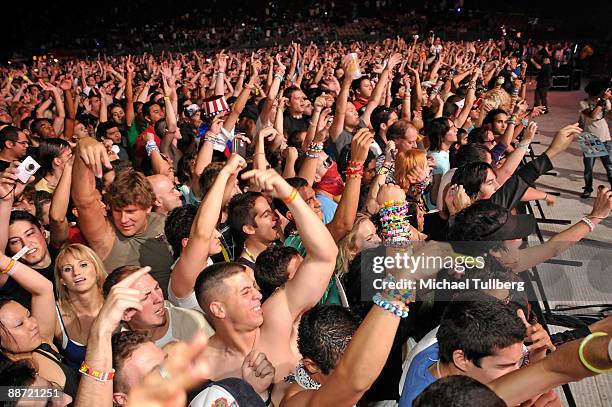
[126,333,211,407]
[222,154,247,177]
[241,350,275,394]
[241,168,293,199]
[517,309,555,360]
[377,183,406,206]
[523,121,538,143]
[445,184,472,216]
[77,137,113,178]
[589,186,612,219]
[95,267,150,334]
[350,128,374,163]
[545,123,582,159]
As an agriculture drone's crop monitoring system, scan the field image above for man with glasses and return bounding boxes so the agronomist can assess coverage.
[0,125,29,171]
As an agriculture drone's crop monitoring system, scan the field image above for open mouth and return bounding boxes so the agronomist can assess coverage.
[26,248,38,255]
[74,277,86,284]
[155,308,165,317]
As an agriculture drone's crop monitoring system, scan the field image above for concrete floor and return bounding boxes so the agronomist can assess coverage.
[523,83,612,407]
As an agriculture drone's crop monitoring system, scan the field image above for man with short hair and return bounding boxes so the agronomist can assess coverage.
[0,125,29,171]
[399,294,527,406]
[96,121,129,161]
[30,118,57,140]
[102,265,214,348]
[111,331,166,406]
[194,168,338,405]
[228,191,283,270]
[375,119,419,183]
[147,174,182,216]
[352,77,373,112]
[71,137,174,296]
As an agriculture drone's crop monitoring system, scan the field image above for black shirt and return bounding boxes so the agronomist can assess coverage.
[0,246,59,309]
[536,64,553,89]
[283,113,309,137]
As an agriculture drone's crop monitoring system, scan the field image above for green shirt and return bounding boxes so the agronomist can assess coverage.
[284,233,341,305]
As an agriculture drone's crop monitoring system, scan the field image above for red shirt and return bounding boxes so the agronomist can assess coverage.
[134,125,161,160]
[353,97,369,111]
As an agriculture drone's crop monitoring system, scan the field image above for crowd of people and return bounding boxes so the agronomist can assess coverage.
[0,26,611,407]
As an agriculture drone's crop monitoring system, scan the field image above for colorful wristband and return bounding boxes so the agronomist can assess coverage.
[283,188,298,205]
[79,361,116,381]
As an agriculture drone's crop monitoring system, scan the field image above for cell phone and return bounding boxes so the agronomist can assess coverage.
[233,137,247,157]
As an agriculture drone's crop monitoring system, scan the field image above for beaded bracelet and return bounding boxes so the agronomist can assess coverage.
[145,140,159,156]
[379,200,412,246]
[308,142,324,152]
[382,274,417,304]
[304,152,320,159]
[346,160,364,178]
[274,74,284,82]
[581,217,595,232]
[372,293,410,318]
[203,131,218,144]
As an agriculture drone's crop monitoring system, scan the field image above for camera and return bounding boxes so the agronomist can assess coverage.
[16,156,41,183]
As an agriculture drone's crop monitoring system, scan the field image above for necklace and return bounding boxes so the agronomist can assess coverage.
[294,361,321,390]
[244,245,256,262]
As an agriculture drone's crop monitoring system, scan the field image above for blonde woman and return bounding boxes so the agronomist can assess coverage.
[54,243,107,370]
[335,213,381,279]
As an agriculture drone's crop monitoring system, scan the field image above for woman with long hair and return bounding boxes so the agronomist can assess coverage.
[335,213,381,279]
[0,252,80,398]
[53,243,107,370]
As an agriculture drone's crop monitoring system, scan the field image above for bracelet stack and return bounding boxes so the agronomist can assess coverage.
[379,200,412,246]
[203,131,219,145]
[305,142,324,158]
[145,140,159,156]
[346,160,364,179]
[274,67,286,82]
[372,293,410,318]
[383,274,417,304]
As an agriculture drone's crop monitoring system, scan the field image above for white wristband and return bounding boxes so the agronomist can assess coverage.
[581,217,595,232]
[12,246,30,262]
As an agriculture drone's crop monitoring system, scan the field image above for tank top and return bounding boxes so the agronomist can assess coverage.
[55,303,87,370]
[33,343,80,398]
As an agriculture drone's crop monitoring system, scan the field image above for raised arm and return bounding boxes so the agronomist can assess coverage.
[171,155,246,298]
[326,129,371,242]
[287,306,401,407]
[509,187,611,273]
[222,60,258,134]
[125,56,136,126]
[71,137,115,258]
[0,252,55,343]
[329,63,353,142]
[245,169,337,321]
[362,53,401,128]
[490,317,612,406]
[49,156,74,248]
[74,268,149,407]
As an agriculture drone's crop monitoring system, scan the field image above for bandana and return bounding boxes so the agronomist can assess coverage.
[313,161,344,196]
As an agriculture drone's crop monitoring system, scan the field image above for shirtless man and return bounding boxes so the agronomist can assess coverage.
[194,168,338,405]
